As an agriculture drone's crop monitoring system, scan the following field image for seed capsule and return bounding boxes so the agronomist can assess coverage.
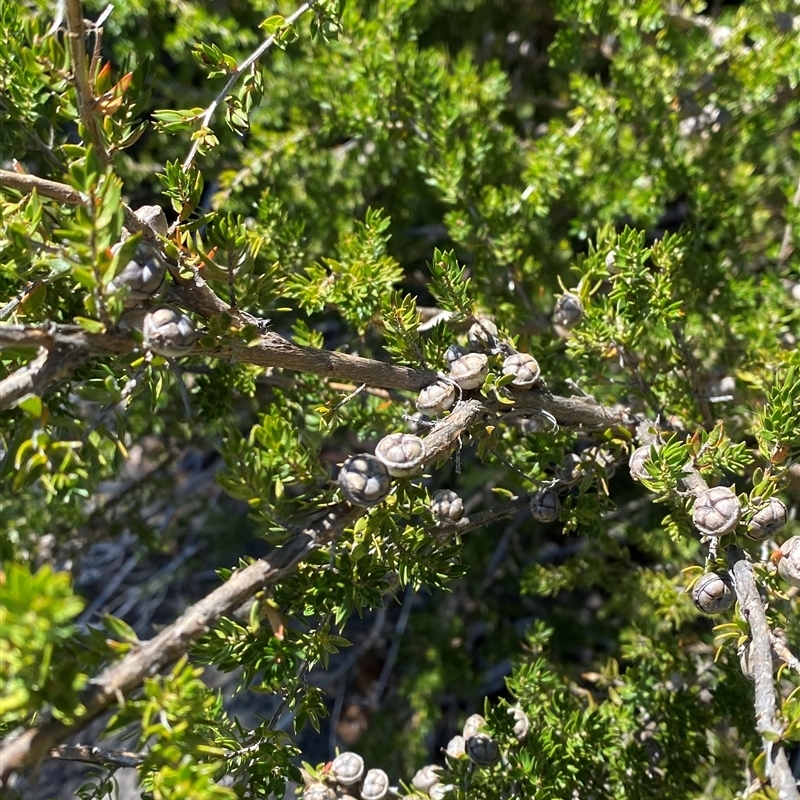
[746,497,787,541]
[774,537,800,587]
[411,765,441,793]
[303,783,336,800]
[462,713,486,739]
[416,380,457,416]
[108,243,167,305]
[444,344,470,365]
[449,353,489,390]
[430,489,464,523]
[629,445,659,482]
[467,318,498,350]
[360,768,389,800]
[338,455,391,507]
[466,733,499,766]
[142,307,195,356]
[445,735,466,759]
[374,433,426,478]
[501,352,541,388]
[692,486,741,537]
[691,572,735,615]
[509,706,530,740]
[553,292,584,329]
[529,489,560,523]
[331,752,364,786]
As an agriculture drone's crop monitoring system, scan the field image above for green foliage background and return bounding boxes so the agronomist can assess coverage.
[1,0,800,798]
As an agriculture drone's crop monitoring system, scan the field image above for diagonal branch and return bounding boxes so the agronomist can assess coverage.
[0,502,363,786]
[49,743,145,769]
[181,0,322,174]
[0,345,87,409]
[0,392,633,785]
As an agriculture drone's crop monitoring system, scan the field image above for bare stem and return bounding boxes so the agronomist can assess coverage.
[728,548,799,800]
[49,744,145,769]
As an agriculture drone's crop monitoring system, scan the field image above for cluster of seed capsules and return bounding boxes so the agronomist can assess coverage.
[337,311,586,519]
[108,211,197,358]
[302,709,530,799]
[628,445,794,615]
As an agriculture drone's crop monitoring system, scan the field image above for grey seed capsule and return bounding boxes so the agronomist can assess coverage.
[374,433,426,478]
[338,455,391,507]
[109,243,167,305]
[449,353,489,390]
[467,318,498,350]
[303,783,336,800]
[462,713,486,739]
[411,765,441,793]
[142,307,195,356]
[331,751,364,786]
[692,572,735,615]
[747,497,787,541]
[775,537,800,587]
[445,735,466,759]
[444,344,470,365]
[629,445,659,482]
[430,489,464,523]
[466,733,499,766]
[501,352,541,388]
[416,380,457,416]
[692,486,741,537]
[360,768,389,800]
[509,706,530,740]
[529,489,560,523]
[553,293,584,329]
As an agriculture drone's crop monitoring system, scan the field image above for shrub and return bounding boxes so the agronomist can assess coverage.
[1,0,799,798]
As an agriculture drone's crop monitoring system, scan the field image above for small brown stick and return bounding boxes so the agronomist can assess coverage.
[49,743,144,769]
[0,345,87,410]
[0,168,85,205]
[64,0,108,165]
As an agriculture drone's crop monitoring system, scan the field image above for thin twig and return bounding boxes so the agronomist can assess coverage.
[49,743,145,769]
[181,0,322,174]
[368,586,415,709]
[0,168,85,205]
[64,0,108,164]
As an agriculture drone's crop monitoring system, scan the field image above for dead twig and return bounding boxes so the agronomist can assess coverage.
[49,743,144,769]
[0,345,87,410]
[0,502,364,785]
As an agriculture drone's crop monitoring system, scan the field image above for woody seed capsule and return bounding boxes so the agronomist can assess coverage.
[692,486,741,537]
[691,572,735,615]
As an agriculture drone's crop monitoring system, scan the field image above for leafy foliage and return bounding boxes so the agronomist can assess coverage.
[1,0,800,798]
